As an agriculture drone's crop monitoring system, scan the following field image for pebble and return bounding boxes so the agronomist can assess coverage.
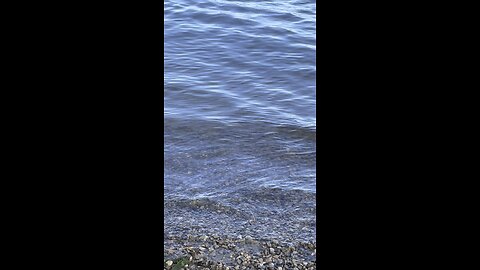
[163,234,316,270]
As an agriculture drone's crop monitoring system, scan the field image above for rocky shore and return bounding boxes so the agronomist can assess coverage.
[164,234,316,270]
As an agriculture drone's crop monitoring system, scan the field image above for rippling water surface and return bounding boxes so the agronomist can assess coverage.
[164,0,316,243]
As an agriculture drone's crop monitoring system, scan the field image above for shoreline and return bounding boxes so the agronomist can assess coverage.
[164,233,316,269]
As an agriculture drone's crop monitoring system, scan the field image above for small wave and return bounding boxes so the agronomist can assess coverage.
[164,0,316,242]
[164,197,255,221]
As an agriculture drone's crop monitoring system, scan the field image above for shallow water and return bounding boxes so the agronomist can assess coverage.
[164,0,316,244]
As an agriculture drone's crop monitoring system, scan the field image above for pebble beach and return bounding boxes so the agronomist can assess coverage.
[164,234,316,269]
[164,0,316,267]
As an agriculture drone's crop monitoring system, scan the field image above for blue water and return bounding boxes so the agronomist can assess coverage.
[164,0,316,243]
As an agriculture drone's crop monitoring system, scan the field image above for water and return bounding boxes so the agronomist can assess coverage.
[164,0,316,245]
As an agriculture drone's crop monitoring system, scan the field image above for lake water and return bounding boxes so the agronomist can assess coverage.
[164,0,316,246]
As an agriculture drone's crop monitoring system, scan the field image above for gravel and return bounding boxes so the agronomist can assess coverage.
[164,234,316,269]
